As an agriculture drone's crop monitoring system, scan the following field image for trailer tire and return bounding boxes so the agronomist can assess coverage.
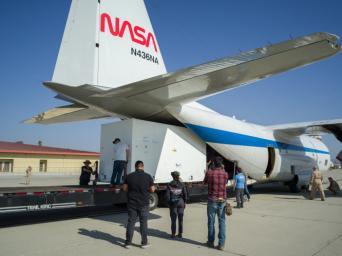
[149,192,158,211]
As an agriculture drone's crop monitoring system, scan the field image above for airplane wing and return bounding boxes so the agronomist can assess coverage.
[28,32,341,124]
[268,118,342,142]
[24,104,111,124]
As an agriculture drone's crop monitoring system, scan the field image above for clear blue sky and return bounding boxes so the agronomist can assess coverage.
[0,0,341,158]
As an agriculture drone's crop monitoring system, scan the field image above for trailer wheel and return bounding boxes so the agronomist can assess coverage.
[149,192,158,211]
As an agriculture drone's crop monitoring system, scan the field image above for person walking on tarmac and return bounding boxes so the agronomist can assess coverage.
[234,168,246,208]
[123,160,155,249]
[79,160,93,186]
[166,171,188,239]
[309,167,325,201]
[25,166,32,185]
[244,171,251,201]
[203,156,229,251]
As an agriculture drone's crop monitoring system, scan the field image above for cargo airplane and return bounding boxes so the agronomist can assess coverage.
[26,0,341,191]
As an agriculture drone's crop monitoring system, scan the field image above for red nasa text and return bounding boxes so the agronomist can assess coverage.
[100,13,158,53]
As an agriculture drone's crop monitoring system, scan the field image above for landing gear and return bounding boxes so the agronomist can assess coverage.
[288,175,300,193]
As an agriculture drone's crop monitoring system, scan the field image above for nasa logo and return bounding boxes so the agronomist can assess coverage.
[100,13,158,53]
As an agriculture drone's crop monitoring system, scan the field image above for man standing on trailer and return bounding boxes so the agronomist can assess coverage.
[111,138,129,186]
[123,160,155,249]
[79,160,93,186]
[203,156,229,251]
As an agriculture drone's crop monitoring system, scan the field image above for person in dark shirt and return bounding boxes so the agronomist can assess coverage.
[327,177,340,195]
[166,171,188,239]
[203,156,229,251]
[123,160,155,249]
[79,160,93,186]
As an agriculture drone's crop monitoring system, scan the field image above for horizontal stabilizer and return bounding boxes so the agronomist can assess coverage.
[268,118,342,142]
[24,104,111,124]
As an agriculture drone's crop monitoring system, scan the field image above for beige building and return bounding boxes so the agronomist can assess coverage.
[0,141,99,174]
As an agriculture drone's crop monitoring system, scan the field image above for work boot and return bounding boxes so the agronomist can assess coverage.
[177,233,183,238]
[206,242,215,248]
[141,243,151,249]
[124,242,132,249]
[141,244,151,249]
[171,233,176,239]
[216,244,225,251]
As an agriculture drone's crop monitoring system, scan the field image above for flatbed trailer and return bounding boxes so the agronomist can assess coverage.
[0,118,252,218]
[0,185,126,214]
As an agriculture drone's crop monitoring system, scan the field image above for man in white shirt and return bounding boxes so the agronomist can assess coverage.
[111,138,129,185]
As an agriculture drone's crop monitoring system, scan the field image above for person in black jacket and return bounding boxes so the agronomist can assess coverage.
[166,171,188,238]
[79,160,93,186]
[123,160,155,249]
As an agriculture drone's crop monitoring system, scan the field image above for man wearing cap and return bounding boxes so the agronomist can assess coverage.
[79,160,93,186]
[166,171,188,238]
[111,138,129,185]
[309,167,325,201]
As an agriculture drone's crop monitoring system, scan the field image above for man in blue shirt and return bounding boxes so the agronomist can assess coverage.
[234,168,245,208]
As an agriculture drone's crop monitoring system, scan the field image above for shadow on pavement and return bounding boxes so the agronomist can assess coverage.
[78,228,126,246]
[89,210,204,247]
[136,226,205,247]
[91,211,162,225]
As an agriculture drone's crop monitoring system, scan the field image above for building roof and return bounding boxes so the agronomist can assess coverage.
[0,141,100,157]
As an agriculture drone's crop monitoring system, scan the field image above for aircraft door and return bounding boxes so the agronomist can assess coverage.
[264,147,276,178]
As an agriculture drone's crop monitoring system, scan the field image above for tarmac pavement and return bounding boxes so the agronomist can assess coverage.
[0,169,341,256]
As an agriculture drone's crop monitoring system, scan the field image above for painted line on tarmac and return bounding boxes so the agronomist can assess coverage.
[311,232,342,256]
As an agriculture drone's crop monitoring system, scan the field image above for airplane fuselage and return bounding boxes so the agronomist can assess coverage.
[168,104,331,185]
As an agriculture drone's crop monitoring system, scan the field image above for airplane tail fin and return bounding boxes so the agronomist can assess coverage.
[52,0,166,88]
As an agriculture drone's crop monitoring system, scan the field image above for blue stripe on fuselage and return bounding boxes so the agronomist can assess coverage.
[185,123,330,155]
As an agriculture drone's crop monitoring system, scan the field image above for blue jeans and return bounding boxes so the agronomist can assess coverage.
[111,160,126,185]
[207,200,226,246]
[244,185,251,200]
